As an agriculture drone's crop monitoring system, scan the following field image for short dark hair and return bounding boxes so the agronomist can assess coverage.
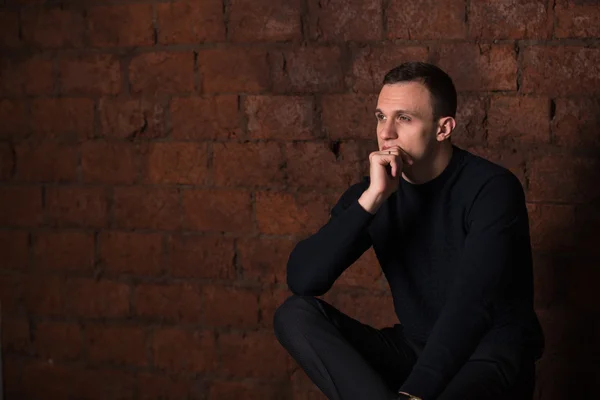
[382,62,457,121]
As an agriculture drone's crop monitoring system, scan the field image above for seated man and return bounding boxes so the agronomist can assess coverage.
[273,62,544,400]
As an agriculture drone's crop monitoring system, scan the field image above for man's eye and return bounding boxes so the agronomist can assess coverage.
[376,114,386,121]
[397,115,410,122]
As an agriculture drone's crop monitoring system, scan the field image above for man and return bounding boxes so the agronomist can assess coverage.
[273,62,545,400]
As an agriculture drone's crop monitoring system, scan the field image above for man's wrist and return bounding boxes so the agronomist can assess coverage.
[358,189,387,214]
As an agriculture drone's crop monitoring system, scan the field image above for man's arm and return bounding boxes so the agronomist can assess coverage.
[399,172,530,400]
[286,179,375,296]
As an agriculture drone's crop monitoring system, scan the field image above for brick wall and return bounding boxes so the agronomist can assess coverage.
[1,0,599,398]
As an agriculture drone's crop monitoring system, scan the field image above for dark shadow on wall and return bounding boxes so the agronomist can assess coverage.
[532,105,600,400]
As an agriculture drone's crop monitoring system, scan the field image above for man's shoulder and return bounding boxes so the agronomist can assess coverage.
[457,147,522,190]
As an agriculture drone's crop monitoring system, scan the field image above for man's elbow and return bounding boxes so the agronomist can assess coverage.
[286,270,328,297]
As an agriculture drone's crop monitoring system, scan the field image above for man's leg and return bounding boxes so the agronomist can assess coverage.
[436,356,536,400]
[273,294,418,400]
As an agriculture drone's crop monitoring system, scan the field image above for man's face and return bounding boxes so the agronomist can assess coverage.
[375,81,439,162]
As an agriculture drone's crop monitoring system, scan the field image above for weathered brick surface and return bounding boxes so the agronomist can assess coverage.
[2,0,598,397]
[387,0,466,40]
[307,0,382,41]
[468,0,551,39]
[229,0,302,42]
[87,4,154,47]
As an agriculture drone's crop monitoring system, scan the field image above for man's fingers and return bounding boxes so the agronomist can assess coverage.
[390,159,398,177]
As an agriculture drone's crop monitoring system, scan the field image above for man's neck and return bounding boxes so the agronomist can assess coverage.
[402,142,453,185]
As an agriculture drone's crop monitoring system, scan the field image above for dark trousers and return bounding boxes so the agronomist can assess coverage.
[273,295,536,400]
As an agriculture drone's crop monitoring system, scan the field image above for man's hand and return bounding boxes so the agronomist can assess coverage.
[358,146,413,214]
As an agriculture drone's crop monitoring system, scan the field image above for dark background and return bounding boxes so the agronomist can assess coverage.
[1,0,599,398]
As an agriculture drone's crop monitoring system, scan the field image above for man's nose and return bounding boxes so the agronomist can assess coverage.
[379,121,398,140]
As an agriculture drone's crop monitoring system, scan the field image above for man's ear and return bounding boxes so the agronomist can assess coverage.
[436,117,456,141]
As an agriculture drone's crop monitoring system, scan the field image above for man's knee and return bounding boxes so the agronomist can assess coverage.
[273,294,320,337]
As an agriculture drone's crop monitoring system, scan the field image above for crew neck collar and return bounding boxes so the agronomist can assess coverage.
[401,145,463,191]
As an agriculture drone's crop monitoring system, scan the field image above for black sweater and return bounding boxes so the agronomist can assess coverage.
[286,145,545,399]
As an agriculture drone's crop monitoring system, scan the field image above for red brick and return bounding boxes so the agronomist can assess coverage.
[531,253,564,309]
[208,380,284,399]
[0,100,28,139]
[113,187,180,230]
[171,95,241,140]
[387,0,465,39]
[286,141,367,189]
[270,46,344,93]
[21,8,84,48]
[0,10,20,47]
[98,232,164,276]
[335,247,382,290]
[130,52,195,94]
[437,44,517,91]
[487,96,550,145]
[15,136,67,177]
[33,231,94,272]
[467,146,527,185]
[2,316,30,353]
[527,203,576,251]
[0,55,55,96]
[87,4,154,47]
[237,236,295,284]
[181,189,253,233]
[552,97,600,148]
[15,142,78,182]
[133,282,204,324]
[198,48,270,93]
[157,0,225,44]
[528,155,600,203]
[203,285,259,328]
[0,272,22,312]
[0,186,43,227]
[218,330,291,379]
[468,0,550,39]
[144,142,209,185]
[521,46,600,95]
[168,234,236,279]
[567,261,600,312]
[306,0,380,41]
[17,361,136,400]
[245,95,317,140]
[258,287,292,328]
[31,98,94,140]
[81,141,140,184]
[573,204,600,253]
[321,94,378,139]
[0,142,14,180]
[556,0,600,38]
[98,96,168,140]
[152,328,217,373]
[86,324,147,366]
[450,95,487,147]
[230,0,302,42]
[45,186,109,228]
[24,276,130,318]
[138,374,200,400]
[59,54,121,95]
[331,293,398,328]
[255,191,334,235]
[213,141,285,187]
[0,231,29,270]
[348,45,428,92]
[33,321,83,360]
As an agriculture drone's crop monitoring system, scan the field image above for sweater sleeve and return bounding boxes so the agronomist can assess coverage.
[399,172,529,400]
[286,178,375,296]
